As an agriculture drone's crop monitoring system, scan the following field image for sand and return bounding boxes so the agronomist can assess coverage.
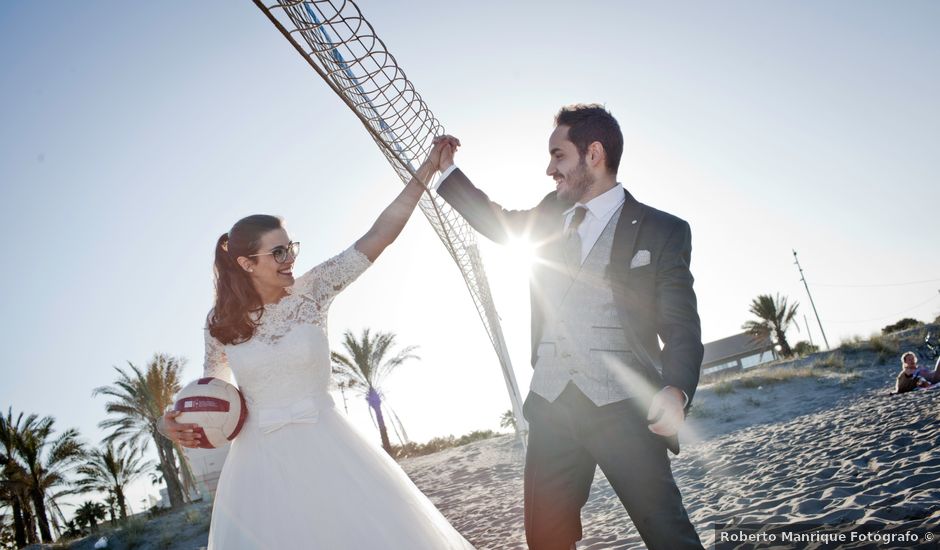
[37,337,940,549]
[402,350,940,549]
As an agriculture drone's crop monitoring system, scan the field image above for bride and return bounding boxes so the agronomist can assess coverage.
[160,139,472,549]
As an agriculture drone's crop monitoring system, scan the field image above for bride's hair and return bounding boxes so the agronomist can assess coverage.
[208,214,284,345]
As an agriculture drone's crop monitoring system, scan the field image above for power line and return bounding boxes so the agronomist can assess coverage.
[823,293,940,324]
[813,277,940,288]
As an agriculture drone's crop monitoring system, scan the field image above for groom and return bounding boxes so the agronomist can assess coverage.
[432,104,704,549]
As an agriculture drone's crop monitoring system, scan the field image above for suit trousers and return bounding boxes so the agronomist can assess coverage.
[522,383,703,550]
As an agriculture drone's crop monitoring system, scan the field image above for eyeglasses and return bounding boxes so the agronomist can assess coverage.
[248,241,300,264]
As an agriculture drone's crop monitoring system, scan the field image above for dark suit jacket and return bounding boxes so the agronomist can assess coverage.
[439,168,704,452]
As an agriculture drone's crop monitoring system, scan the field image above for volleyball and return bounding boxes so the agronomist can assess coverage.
[174,378,248,448]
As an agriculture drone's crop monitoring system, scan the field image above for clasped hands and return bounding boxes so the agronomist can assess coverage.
[426,135,460,173]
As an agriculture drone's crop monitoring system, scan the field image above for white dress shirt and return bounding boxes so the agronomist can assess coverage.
[562,183,626,265]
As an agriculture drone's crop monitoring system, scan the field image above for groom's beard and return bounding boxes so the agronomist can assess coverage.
[557,158,595,204]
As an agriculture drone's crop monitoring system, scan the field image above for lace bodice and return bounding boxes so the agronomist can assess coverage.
[202,246,371,409]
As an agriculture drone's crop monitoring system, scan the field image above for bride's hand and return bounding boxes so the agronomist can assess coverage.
[429,135,460,172]
[160,410,202,448]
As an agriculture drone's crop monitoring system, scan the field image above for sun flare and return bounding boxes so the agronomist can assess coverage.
[504,237,537,274]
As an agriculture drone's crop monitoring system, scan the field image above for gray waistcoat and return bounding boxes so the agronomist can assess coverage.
[530,206,639,406]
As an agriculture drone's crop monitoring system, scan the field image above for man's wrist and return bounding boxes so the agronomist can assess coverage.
[663,385,689,407]
[433,164,459,190]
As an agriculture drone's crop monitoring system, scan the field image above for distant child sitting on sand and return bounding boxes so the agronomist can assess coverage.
[896,351,940,393]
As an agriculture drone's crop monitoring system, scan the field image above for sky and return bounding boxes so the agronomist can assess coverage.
[2,0,939,519]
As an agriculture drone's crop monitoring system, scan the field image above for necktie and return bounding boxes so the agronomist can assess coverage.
[564,206,587,271]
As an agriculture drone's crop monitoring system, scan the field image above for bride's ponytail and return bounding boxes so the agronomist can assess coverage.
[208,215,283,344]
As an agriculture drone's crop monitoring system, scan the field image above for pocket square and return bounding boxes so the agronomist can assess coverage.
[630,250,651,269]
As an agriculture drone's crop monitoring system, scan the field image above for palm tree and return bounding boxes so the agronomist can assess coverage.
[2,476,34,547]
[61,519,83,539]
[0,518,17,549]
[102,491,117,524]
[73,501,107,533]
[331,329,419,454]
[75,443,151,521]
[742,293,800,357]
[499,410,516,430]
[0,408,37,547]
[93,353,196,509]
[334,379,353,414]
[13,415,85,542]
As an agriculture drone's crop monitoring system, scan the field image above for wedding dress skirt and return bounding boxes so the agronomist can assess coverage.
[203,247,474,549]
[209,393,473,549]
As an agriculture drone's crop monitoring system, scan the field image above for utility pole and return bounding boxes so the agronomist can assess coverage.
[793,250,830,349]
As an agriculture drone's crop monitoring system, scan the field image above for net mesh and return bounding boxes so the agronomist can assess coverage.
[255,0,528,439]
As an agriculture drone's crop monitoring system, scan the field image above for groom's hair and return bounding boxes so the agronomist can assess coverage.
[555,104,623,175]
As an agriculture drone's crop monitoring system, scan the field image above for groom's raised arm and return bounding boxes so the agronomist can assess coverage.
[432,135,552,243]
[436,168,540,245]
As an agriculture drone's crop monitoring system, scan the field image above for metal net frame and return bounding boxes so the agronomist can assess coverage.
[254,0,528,445]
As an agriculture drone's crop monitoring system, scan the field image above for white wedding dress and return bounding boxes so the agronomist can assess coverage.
[203,245,474,549]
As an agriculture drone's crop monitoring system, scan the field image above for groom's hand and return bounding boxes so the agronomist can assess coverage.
[432,135,460,171]
[647,386,686,437]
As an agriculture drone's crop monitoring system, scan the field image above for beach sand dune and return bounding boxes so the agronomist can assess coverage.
[37,348,938,550]
[403,357,940,549]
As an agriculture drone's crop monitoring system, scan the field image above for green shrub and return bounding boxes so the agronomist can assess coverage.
[882,318,923,335]
[793,341,820,356]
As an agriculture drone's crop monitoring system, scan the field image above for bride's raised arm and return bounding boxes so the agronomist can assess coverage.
[354,137,457,262]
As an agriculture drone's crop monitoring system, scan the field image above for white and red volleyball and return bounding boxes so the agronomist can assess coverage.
[173,378,248,449]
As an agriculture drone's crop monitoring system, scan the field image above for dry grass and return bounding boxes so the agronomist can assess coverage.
[183,508,208,527]
[688,404,715,418]
[869,335,900,363]
[839,334,899,363]
[839,335,868,353]
[712,380,736,395]
[392,429,500,459]
[118,518,148,549]
[838,372,863,386]
[707,353,851,396]
[739,366,816,388]
[815,354,846,370]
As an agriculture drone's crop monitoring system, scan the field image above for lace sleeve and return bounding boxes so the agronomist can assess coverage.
[292,245,372,307]
[203,328,233,383]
